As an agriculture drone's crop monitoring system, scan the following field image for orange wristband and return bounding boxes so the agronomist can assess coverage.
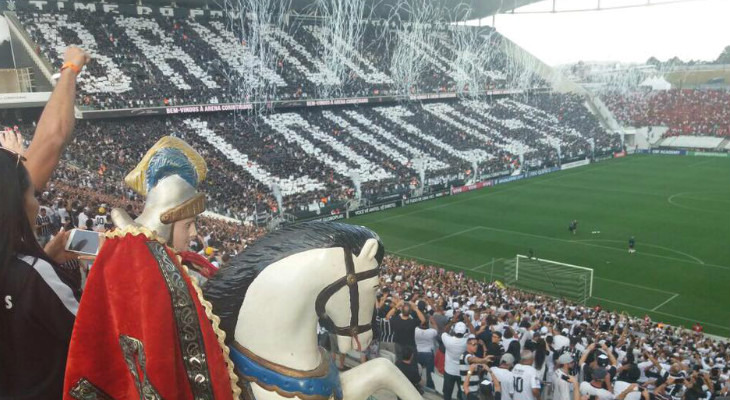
[61,62,81,75]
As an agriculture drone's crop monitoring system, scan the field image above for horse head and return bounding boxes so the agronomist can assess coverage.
[202,222,384,369]
[316,237,381,353]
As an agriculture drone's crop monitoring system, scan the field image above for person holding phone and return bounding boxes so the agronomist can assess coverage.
[0,46,90,400]
[554,353,579,400]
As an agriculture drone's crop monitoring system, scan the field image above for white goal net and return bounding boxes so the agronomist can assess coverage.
[504,255,593,304]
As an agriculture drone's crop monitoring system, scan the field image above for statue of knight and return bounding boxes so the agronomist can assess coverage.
[63,136,239,400]
[64,136,422,400]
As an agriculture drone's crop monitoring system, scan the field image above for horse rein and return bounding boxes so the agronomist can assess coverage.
[314,247,379,351]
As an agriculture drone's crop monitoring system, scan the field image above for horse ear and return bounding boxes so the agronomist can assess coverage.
[359,238,379,262]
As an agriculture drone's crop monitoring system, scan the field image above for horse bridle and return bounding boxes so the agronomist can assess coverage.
[315,247,379,348]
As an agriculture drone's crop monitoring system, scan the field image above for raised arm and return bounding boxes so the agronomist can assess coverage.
[580,343,596,365]
[617,384,638,400]
[601,343,618,366]
[25,46,90,190]
[385,299,401,320]
[411,302,426,325]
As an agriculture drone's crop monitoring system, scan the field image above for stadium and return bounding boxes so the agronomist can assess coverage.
[0,0,728,399]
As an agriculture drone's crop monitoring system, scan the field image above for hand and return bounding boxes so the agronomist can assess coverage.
[568,375,578,385]
[43,228,78,264]
[0,129,25,155]
[63,46,91,69]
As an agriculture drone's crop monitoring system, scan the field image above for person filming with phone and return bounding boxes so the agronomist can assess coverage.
[0,46,91,400]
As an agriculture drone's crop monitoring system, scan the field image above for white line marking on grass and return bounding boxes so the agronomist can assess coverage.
[394,227,480,253]
[667,192,730,216]
[594,277,677,295]
[592,296,728,331]
[475,226,730,271]
[652,293,680,311]
[573,239,705,264]
[390,252,472,271]
[469,258,505,271]
[688,159,719,169]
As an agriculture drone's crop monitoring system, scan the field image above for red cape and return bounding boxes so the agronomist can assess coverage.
[63,232,234,400]
[179,251,220,279]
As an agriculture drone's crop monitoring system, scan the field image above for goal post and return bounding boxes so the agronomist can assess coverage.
[506,255,594,304]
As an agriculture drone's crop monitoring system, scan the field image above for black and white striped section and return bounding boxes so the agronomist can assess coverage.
[19,255,80,316]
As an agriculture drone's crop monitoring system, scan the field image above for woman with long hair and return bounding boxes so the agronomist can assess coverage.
[0,136,81,399]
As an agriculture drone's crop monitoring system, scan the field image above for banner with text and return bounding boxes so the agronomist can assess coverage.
[560,159,591,171]
[451,180,495,195]
[351,201,399,217]
[402,190,450,205]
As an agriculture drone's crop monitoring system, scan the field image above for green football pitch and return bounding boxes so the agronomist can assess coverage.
[348,155,730,336]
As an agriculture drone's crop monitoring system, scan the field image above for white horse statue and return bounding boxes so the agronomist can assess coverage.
[203,222,423,400]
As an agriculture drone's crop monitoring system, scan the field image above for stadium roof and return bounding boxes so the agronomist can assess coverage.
[173,0,542,21]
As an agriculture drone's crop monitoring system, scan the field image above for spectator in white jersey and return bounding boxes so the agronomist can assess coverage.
[553,353,579,400]
[491,353,516,400]
[415,317,438,390]
[443,322,470,400]
[93,207,108,231]
[511,350,541,400]
[580,368,639,400]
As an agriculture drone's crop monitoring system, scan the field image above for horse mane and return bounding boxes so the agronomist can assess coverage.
[201,222,384,342]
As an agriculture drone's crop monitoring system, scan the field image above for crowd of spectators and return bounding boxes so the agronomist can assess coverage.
[17,9,519,110]
[601,89,730,138]
[30,177,266,263]
[8,92,621,223]
[370,255,729,400]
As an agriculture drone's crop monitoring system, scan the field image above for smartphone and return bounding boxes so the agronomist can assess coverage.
[65,229,101,256]
[561,374,571,382]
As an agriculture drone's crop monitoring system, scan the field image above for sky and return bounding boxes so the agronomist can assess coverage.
[473,0,730,66]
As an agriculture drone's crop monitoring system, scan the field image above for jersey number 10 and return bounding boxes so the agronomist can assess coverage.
[514,377,524,393]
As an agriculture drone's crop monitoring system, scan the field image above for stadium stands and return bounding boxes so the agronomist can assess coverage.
[602,89,730,138]
[15,9,520,109]
[11,92,619,221]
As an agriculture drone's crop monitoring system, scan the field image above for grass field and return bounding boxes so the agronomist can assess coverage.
[348,155,730,336]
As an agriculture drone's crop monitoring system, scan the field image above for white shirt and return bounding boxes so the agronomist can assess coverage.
[503,338,517,353]
[614,381,642,400]
[580,382,614,400]
[93,214,108,231]
[415,327,437,353]
[552,335,570,352]
[552,369,574,400]
[442,333,468,376]
[512,363,542,400]
[78,212,90,229]
[492,366,516,400]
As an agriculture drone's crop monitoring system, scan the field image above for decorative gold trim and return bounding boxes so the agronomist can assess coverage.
[125,136,207,196]
[159,193,206,224]
[232,343,330,379]
[104,225,166,244]
[119,335,163,400]
[236,372,335,400]
[69,378,114,400]
[146,242,215,399]
[180,256,242,400]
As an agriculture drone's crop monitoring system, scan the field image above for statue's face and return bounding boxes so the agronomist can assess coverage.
[171,217,197,252]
